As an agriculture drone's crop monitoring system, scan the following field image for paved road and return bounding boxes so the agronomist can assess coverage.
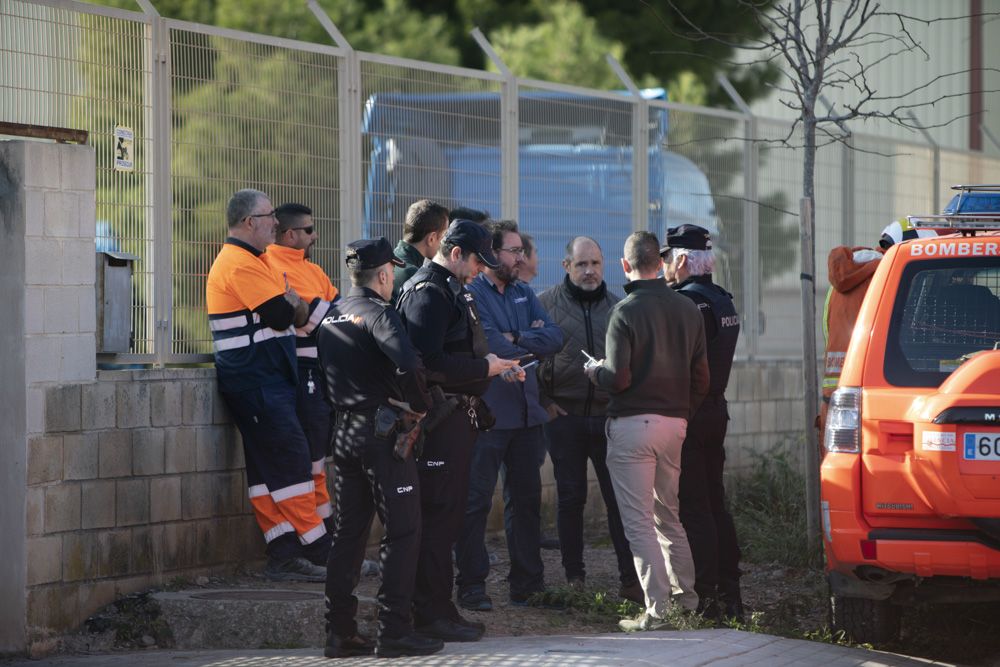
[5,630,949,666]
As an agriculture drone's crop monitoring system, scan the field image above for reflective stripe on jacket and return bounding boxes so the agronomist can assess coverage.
[207,240,297,392]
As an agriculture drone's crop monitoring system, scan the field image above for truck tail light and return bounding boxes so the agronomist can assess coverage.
[825,387,862,453]
[860,539,878,560]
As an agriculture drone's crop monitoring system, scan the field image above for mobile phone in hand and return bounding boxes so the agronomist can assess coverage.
[581,350,597,364]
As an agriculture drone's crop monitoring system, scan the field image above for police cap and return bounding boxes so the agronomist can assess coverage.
[345,237,405,270]
[660,224,713,255]
[444,219,499,268]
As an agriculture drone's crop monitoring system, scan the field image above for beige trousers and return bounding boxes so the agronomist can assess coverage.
[606,414,698,616]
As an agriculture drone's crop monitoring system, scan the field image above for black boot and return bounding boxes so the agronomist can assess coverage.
[415,618,483,642]
[324,632,375,658]
[375,633,444,658]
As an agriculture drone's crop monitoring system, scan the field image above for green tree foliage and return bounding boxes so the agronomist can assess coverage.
[98,0,777,101]
[486,0,626,89]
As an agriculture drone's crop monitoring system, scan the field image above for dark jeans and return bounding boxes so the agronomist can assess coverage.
[325,411,421,640]
[412,408,478,626]
[545,414,637,585]
[678,397,742,603]
[456,426,545,598]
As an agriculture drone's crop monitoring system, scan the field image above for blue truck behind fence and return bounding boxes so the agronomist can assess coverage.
[362,90,720,293]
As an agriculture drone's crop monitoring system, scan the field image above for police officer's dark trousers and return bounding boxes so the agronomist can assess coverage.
[678,395,741,605]
[412,406,477,626]
[325,410,421,640]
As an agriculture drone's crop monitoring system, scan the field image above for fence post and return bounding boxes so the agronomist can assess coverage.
[471,28,518,221]
[137,1,173,365]
[307,0,361,294]
[717,75,759,359]
[908,112,940,213]
[606,55,647,234]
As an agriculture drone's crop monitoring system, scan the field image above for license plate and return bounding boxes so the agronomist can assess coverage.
[963,433,1000,460]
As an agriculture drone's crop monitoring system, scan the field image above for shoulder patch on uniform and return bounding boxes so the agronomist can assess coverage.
[697,302,710,310]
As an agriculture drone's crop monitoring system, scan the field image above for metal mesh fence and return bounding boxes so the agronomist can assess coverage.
[359,56,503,244]
[167,25,342,356]
[2,0,156,356]
[6,0,1000,364]
[515,84,634,295]
[658,102,748,352]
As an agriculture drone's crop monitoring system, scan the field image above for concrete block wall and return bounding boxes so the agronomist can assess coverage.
[23,370,259,646]
[723,360,807,473]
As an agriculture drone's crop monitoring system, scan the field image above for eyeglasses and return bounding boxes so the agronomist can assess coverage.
[246,210,276,220]
[499,246,525,257]
[289,225,314,234]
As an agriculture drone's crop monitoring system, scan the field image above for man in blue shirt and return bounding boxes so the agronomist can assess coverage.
[455,220,564,610]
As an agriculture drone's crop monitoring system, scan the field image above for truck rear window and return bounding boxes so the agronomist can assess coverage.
[885,257,1000,387]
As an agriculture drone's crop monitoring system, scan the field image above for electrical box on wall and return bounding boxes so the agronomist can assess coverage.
[96,251,138,353]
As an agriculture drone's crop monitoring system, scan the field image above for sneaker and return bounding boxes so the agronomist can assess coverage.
[376,632,444,658]
[458,590,493,612]
[618,581,644,605]
[324,632,375,658]
[618,612,670,633]
[697,597,722,625]
[263,556,326,583]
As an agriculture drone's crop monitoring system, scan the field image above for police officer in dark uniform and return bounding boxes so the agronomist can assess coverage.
[661,224,744,623]
[317,237,442,659]
[396,220,523,643]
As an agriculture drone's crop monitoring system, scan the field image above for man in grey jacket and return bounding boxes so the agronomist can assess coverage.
[538,237,641,603]
[585,231,709,632]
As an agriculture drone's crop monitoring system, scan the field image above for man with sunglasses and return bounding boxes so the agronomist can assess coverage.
[207,189,330,582]
[264,203,340,537]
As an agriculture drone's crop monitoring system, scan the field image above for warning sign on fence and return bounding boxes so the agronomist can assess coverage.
[114,125,134,172]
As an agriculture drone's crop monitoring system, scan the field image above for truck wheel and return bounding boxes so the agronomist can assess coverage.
[830,594,901,644]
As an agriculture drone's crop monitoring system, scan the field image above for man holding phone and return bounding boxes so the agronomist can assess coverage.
[456,219,564,611]
[538,236,641,603]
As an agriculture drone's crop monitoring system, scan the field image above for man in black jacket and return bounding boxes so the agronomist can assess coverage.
[396,220,522,643]
[663,225,743,623]
[317,237,440,658]
[585,231,709,632]
[538,236,640,603]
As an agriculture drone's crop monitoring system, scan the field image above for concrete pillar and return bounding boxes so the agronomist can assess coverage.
[0,140,96,654]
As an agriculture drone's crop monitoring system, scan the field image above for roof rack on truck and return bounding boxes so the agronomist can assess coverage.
[907,184,1000,234]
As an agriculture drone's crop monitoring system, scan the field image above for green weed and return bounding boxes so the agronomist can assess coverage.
[729,442,822,569]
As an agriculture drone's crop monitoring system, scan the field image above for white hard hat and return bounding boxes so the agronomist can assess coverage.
[879,218,937,249]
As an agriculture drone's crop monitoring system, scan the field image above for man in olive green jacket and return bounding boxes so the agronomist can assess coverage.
[390,199,449,303]
[585,231,709,632]
[537,237,640,603]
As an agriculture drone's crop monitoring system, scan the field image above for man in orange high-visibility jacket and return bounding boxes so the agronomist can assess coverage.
[206,189,331,582]
[264,203,339,529]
